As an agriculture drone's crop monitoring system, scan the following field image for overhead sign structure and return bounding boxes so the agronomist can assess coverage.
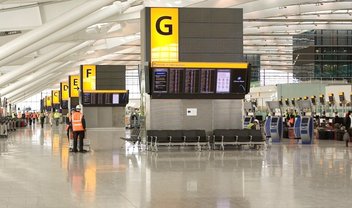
[150,7,179,62]
[82,65,96,91]
[52,90,60,104]
[46,96,52,107]
[69,75,80,98]
[60,82,69,101]
[44,97,47,108]
[79,65,129,107]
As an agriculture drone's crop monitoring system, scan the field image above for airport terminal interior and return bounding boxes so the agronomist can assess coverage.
[1,0,352,207]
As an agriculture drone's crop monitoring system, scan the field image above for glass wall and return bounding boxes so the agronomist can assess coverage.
[293,29,352,81]
[243,54,260,86]
[16,90,51,112]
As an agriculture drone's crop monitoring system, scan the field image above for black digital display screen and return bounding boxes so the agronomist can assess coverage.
[244,117,251,122]
[169,69,183,93]
[200,69,215,93]
[150,65,250,99]
[271,117,278,123]
[184,69,200,93]
[231,69,247,94]
[61,100,68,109]
[153,68,168,93]
[82,92,129,106]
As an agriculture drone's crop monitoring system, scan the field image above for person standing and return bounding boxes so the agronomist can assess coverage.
[54,110,61,126]
[40,112,45,128]
[66,111,72,142]
[28,112,32,126]
[344,112,351,147]
[49,112,53,127]
[71,105,87,153]
[31,112,37,125]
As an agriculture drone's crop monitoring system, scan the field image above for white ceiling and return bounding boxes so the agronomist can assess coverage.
[0,0,351,103]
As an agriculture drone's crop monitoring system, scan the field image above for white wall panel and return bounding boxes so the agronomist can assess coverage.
[0,6,42,30]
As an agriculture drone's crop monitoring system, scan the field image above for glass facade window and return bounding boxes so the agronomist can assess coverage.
[16,90,51,112]
[293,29,352,82]
[243,54,260,86]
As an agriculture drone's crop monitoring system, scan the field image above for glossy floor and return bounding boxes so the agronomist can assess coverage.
[1,124,352,208]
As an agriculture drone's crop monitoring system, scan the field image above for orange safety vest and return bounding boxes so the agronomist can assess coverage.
[72,112,84,132]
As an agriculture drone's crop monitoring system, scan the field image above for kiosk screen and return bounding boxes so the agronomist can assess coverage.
[271,117,278,123]
[244,117,251,123]
[255,115,263,121]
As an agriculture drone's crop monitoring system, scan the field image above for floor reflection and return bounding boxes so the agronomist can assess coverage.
[3,125,352,208]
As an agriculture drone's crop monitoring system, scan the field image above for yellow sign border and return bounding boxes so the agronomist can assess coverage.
[151,61,248,69]
[84,90,127,93]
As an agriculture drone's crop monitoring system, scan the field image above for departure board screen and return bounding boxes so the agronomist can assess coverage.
[82,92,129,106]
[184,69,200,93]
[61,100,68,109]
[153,68,168,93]
[200,69,215,93]
[150,62,250,99]
[216,70,231,93]
[169,69,183,93]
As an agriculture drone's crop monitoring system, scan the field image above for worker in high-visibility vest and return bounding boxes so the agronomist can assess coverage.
[53,110,61,126]
[71,105,86,153]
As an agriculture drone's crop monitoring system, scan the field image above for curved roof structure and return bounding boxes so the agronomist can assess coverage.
[0,0,351,103]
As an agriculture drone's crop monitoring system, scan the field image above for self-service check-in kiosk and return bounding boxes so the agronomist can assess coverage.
[264,116,271,138]
[266,101,283,142]
[270,116,283,142]
[243,101,256,129]
[243,117,254,128]
[294,115,301,139]
[296,100,314,144]
[300,117,314,144]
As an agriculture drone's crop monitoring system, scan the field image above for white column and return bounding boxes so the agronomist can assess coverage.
[0,0,117,62]
[0,0,137,66]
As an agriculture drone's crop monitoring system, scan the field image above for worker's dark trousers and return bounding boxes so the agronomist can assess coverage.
[73,131,84,151]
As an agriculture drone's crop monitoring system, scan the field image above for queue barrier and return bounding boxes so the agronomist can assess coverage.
[0,117,18,138]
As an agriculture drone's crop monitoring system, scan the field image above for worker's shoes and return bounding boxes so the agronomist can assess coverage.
[79,150,88,153]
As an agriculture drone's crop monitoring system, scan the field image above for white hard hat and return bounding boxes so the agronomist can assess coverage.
[75,105,81,111]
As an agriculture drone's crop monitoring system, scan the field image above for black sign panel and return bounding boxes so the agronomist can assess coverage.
[80,65,127,107]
